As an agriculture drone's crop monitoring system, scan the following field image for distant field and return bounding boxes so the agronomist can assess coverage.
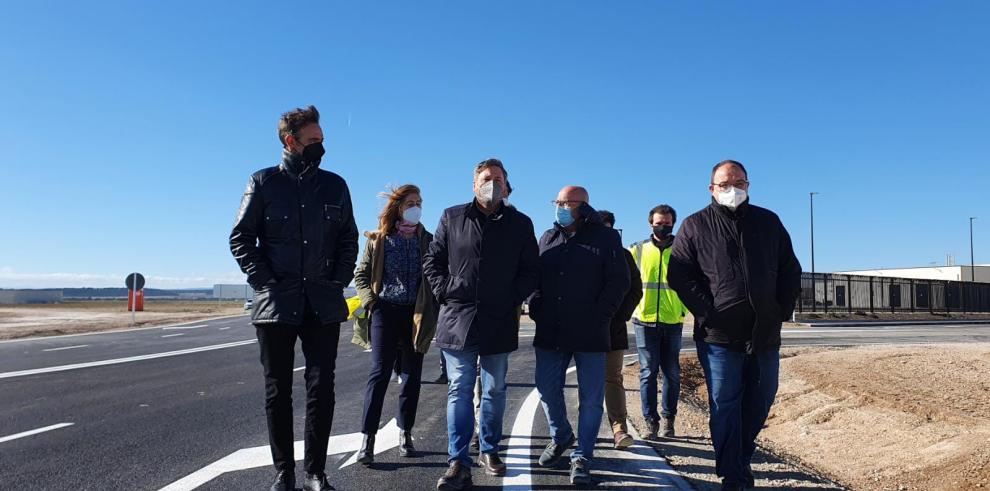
[0,300,247,340]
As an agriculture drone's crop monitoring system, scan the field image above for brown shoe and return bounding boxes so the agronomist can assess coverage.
[613,430,634,449]
[437,461,473,490]
[478,452,506,476]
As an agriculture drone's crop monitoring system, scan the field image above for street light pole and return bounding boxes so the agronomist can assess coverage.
[810,192,819,276]
[970,217,977,282]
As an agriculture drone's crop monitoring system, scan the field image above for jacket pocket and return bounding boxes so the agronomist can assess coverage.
[445,274,470,302]
[264,207,292,238]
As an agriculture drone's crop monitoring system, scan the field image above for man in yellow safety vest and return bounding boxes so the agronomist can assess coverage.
[628,204,688,439]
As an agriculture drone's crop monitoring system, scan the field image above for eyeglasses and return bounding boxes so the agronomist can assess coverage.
[551,200,586,208]
[711,180,749,192]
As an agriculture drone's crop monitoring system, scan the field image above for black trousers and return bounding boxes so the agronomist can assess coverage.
[361,300,425,435]
[256,306,340,474]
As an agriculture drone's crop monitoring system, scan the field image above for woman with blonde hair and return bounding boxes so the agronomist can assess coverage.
[352,184,439,464]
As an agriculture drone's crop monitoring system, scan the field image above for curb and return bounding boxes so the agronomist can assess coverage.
[626,424,696,491]
[792,319,990,328]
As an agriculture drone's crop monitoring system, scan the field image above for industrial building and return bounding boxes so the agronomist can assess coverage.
[836,265,990,282]
[213,284,253,300]
[0,289,64,304]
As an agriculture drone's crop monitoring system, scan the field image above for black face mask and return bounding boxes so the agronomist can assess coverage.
[300,141,325,167]
[652,224,673,239]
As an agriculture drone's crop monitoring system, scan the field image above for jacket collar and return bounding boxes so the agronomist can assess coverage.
[279,149,317,178]
[710,198,750,220]
[466,199,507,220]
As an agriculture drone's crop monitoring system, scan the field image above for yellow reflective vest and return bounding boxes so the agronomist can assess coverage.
[629,239,687,325]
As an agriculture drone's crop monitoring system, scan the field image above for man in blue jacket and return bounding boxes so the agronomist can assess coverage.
[423,158,540,490]
[529,186,630,485]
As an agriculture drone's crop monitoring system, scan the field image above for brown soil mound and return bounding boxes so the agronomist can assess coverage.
[678,344,990,490]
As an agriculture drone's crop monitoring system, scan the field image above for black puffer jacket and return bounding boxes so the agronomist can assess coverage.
[667,200,801,353]
[230,151,359,326]
[530,210,630,353]
[423,201,540,355]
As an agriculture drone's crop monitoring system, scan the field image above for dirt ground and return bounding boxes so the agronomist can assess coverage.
[624,343,990,490]
[0,301,246,340]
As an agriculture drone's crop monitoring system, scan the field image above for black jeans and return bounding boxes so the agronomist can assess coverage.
[361,300,425,435]
[256,307,340,474]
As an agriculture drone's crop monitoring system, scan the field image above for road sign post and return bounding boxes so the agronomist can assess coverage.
[125,272,146,324]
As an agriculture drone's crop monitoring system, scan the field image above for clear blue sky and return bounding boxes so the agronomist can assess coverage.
[1,1,987,288]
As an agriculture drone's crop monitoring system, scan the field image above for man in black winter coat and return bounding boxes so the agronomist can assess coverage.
[667,160,801,491]
[529,186,629,485]
[597,210,643,449]
[229,105,358,491]
[423,159,540,490]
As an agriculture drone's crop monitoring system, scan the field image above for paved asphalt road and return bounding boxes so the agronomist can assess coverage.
[1,316,988,490]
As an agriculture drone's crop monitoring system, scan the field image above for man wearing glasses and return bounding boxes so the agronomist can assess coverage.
[529,186,629,485]
[667,160,801,491]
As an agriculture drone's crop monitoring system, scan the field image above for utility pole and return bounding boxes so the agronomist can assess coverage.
[810,192,819,275]
[971,217,978,282]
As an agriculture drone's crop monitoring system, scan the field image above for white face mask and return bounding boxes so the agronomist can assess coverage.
[716,186,748,210]
[402,206,422,225]
[478,180,503,207]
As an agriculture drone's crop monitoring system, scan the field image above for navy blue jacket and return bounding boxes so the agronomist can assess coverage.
[423,201,540,355]
[530,211,630,353]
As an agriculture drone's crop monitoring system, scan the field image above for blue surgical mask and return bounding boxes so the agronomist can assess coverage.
[555,206,575,227]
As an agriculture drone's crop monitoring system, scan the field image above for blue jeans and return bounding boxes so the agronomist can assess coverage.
[441,348,509,465]
[696,340,779,488]
[534,347,605,462]
[635,323,683,421]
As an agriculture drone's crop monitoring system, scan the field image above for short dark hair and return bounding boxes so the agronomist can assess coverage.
[278,105,320,147]
[711,159,748,183]
[648,204,677,224]
[505,180,513,196]
[474,158,508,180]
[598,209,616,227]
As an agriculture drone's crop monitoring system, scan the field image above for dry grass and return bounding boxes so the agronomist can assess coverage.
[0,300,247,340]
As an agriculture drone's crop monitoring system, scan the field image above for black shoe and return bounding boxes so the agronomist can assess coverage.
[399,430,417,457]
[646,418,660,439]
[470,432,480,452]
[434,373,449,384]
[303,472,335,491]
[478,452,506,476]
[538,433,576,467]
[269,470,294,491]
[569,458,592,485]
[720,483,745,491]
[356,433,375,465]
[437,460,473,490]
[661,416,675,438]
[743,465,756,488]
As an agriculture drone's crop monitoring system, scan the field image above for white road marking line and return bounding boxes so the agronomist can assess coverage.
[218,327,231,331]
[159,419,399,490]
[0,339,257,379]
[293,366,305,372]
[0,423,74,444]
[503,364,578,490]
[0,314,249,344]
[161,333,186,338]
[42,344,89,352]
[162,325,208,330]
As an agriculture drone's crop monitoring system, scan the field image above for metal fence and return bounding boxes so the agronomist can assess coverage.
[796,273,990,314]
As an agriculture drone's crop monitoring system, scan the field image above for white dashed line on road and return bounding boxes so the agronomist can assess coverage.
[42,345,89,352]
[0,339,257,379]
[161,334,186,338]
[162,325,208,330]
[0,423,74,444]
